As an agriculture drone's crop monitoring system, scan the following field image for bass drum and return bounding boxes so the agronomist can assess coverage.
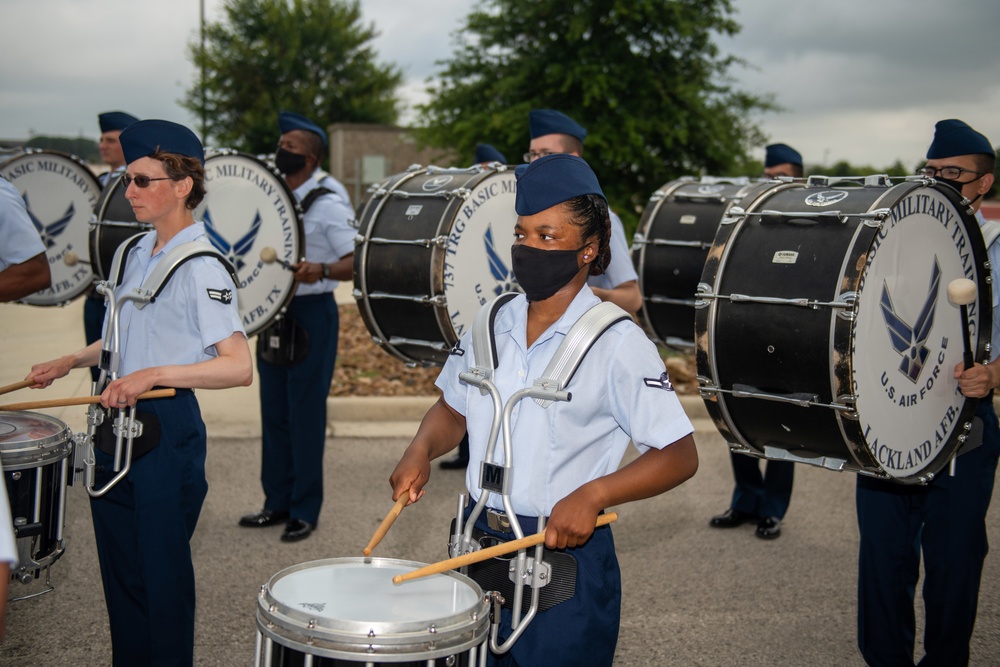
[0,149,102,305]
[631,177,767,349]
[353,164,518,366]
[696,176,991,484]
[194,150,304,337]
[89,172,153,281]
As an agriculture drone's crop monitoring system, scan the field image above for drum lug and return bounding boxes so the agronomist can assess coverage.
[720,206,746,225]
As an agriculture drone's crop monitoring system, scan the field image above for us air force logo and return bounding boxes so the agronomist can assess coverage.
[206,288,233,304]
[852,186,980,479]
[443,171,518,339]
[204,208,262,271]
[24,194,75,248]
[880,259,940,383]
[804,190,849,207]
[644,372,675,392]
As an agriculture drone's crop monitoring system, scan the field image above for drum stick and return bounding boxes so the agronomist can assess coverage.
[0,388,176,412]
[260,246,294,271]
[392,512,618,585]
[363,491,409,556]
[0,379,36,397]
[947,279,978,370]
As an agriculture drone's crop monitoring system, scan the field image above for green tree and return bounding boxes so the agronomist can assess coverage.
[185,0,402,154]
[413,0,774,232]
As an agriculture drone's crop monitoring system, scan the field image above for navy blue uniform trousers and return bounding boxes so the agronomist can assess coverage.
[729,453,794,519]
[257,293,338,525]
[90,390,207,667]
[465,510,621,667]
[856,400,1000,666]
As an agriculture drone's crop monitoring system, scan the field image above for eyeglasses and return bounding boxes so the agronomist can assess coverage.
[918,166,986,181]
[522,149,557,162]
[121,174,173,189]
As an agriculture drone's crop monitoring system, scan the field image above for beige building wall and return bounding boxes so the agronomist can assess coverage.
[326,123,458,206]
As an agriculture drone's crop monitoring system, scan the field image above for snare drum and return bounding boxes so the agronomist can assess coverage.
[194,150,305,336]
[89,172,152,281]
[255,557,489,666]
[0,149,102,305]
[632,177,766,349]
[0,411,73,584]
[354,165,518,366]
[696,176,991,483]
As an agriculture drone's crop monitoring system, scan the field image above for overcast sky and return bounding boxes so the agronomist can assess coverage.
[2,0,998,169]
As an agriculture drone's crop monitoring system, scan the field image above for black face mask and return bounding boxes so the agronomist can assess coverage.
[275,147,308,175]
[510,243,586,302]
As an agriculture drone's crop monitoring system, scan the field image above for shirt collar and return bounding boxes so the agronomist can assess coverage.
[495,286,602,348]
[136,222,205,258]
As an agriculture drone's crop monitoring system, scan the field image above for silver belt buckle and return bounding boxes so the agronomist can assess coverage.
[486,508,511,533]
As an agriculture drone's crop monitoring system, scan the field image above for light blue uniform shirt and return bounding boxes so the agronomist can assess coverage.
[0,177,44,271]
[587,209,638,291]
[437,287,693,517]
[293,171,355,296]
[109,222,244,377]
[976,210,1000,360]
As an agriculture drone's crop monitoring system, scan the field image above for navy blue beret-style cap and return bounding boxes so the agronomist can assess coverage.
[765,143,803,167]
[119,119,205,166]
[926,119,994,159]
[528,109,588,143]
[279,111,328,146]
[98,111,139,133]
[514,153,605,216]
[475,143,507,164]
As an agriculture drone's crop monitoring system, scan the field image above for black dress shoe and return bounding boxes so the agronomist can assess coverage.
[438,454,469,470]
[756,516,782,540]
[709,508,755,528]
[281,519,315,542]
[238,509,289,528]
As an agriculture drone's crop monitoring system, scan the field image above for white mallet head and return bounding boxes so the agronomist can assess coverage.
[947,278,977,307]
[63,251,79,266]
[259,246,278,264]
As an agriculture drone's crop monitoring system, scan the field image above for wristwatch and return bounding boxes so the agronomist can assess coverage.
[321,263,330,280]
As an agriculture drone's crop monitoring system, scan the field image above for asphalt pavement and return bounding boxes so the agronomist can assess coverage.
[0,296,998,666]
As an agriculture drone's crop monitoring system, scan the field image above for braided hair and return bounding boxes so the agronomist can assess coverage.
[563,194,611,276]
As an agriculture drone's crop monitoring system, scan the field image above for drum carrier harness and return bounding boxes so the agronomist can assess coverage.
[450,292,630,655]
[72,232,237,497]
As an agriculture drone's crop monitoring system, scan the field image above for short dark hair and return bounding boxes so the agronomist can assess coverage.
[973,152,996,175]
[563,194,610,276]
[153,150,206,210]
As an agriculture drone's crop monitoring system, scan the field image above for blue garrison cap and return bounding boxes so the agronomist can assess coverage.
[474,143,507,164]
[514,154,605,216]
[765,143,802,168]
[926,119,994,159]
[528,109,588,143]
[279,111,327,146]
[119,119,205,166]
[98,111,139,133]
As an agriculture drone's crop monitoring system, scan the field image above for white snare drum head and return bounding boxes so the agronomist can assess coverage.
[853,185,984,479]
[0,150,100,305]
[0,410,73,469]
[269,558,482,626]
[195,151,303,336]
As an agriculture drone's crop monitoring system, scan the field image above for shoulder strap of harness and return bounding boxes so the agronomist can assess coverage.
[132,241,238,309]
[299,186,334,215]
[107,232,148,288]
[469,292,631,406]
[532,301,631,407]
[981,218,1000,249]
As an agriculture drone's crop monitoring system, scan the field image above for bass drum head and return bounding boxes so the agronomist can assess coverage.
[849,181,990,482]
[354,166,518,366]
[257,557,488,662]
[194,150,304,337]
[0,149,101,305]
[90,174,153,281]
